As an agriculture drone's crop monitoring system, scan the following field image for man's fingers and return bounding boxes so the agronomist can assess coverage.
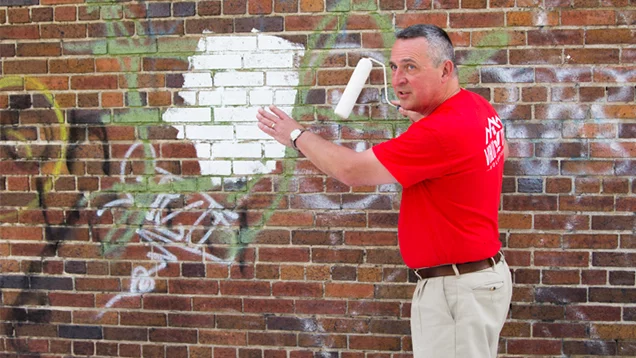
[268,105,289,120]
[258,107,282,124]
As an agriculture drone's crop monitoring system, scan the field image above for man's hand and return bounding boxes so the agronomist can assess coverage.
[392,101,425,123]
[256,105,304,147]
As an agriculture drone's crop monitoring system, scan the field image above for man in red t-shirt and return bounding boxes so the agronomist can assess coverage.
[257,24,512,358]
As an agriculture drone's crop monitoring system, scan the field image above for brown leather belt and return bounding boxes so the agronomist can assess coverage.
[413,252,503,280]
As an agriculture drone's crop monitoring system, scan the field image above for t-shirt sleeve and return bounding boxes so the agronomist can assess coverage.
[372,123,449,188]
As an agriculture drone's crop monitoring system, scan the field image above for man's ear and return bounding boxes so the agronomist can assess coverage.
[441,60,454,81]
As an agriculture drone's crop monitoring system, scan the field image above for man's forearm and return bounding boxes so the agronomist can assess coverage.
[293,131,359,185]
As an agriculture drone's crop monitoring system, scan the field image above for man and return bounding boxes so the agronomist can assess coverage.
[256,24,512,358]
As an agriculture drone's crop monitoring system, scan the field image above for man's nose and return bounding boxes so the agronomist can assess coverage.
[392,71,407,86]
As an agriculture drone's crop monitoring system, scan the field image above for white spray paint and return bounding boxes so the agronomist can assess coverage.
[97,142,238,317]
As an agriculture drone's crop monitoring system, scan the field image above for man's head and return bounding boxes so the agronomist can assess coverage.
[396,24,457,71]
[390,24,460,117]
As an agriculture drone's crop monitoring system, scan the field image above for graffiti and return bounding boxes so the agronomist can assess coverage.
[96,142,237,317]
[91,9,397,314]
[2,0,634,355]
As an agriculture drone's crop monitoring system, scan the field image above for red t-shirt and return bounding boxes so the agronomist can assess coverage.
[372,89,505,268]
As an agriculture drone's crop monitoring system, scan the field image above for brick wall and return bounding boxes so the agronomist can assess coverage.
[1,0,635,357]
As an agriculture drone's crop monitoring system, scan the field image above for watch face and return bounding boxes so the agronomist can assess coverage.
[290,129,301,140]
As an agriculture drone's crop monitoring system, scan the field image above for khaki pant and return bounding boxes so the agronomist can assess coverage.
[410,256,512,358]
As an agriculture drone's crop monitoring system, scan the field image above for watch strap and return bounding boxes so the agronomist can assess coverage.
[291,129,306,150]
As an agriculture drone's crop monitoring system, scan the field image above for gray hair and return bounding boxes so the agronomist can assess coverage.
[396,24,456,69]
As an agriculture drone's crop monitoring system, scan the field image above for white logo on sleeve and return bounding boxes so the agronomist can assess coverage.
[484,115,504,169]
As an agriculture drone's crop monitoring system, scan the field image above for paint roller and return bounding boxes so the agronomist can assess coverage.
[334,57,397,119]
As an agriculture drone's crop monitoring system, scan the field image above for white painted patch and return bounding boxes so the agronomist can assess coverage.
[183,72,213,87]
[163,107,211,122]
[162,33,306,176]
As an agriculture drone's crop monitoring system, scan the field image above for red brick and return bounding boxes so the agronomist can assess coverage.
[562,9,616,25]
[580,86,606,102]
[298,333,347,349]
[0,226,43,240]
[344,231,397,246]
[561,161,614,175]
[119,343,141,357]
[49,58,94,73]
[591,142,636,157]
[316,213,366,227]
[535,251,590,267]
[189,296,239,312]
[325,282,374,298]
[248,332,297,347]
[592,104,636,119]
[575,177,601,193]
[149,328,197,343]
[542,270,581,285]
[285,14,337,31]
[300,0,323,11]
[511,304,565,321]
[8,8,30,23]
[296,299,348,315]
[244,298,294,313]
[507,10,559,26]
[538,213,590,231]
[461,0,487,8]
[75,277,121,291]
[220,281,271,296]
[395,13,447,29]
[103,327,148,341]
[542,177,570,194]
[3,60,47,74]
[29,7,52,22]
[119,312,167,327]
[280,265,303,280]
[450,12,504,28]
[76,5,99,20]
[41,0,84,3]
[292,230,342,245]
[95,57,141,72]
[562,122,616,139]
[565,48,620,64]
[533,322,587,338]
[10,243,55,257]
[508,335,564,351]
[55,6,77,21]
[23,76,69,91]
[272,281,323,297]
[586,28,635,44]
[312,248,364,263]
[71,75,118,90]
[508,233,560,248]
[0,25,39,39]
[249,0,272,14]
[101,92,124,107]
[349,335,401,351]
[40,24,87,38]
[563,234,618,249]
[559,195,615,211]
[49,292,95,307]
[593,324,636,340]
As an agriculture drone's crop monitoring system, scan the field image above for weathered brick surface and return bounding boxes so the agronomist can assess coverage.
[0,2,635,357]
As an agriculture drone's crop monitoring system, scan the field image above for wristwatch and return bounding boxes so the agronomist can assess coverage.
[290,128,306,150]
